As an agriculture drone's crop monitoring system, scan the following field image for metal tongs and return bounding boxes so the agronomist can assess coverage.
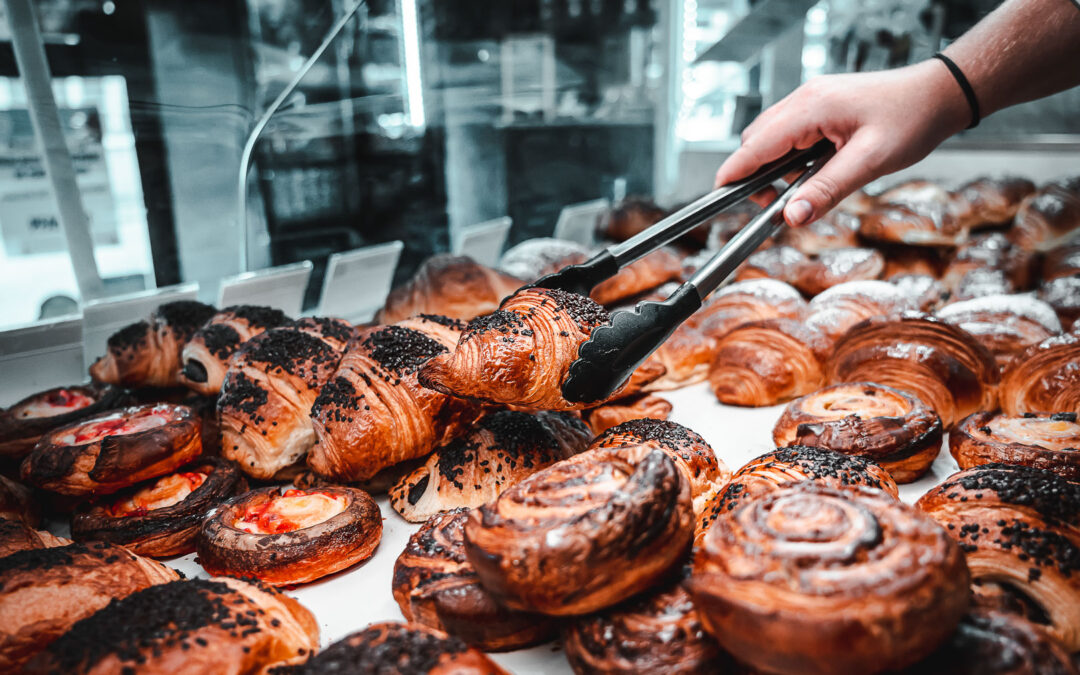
[530,139,834,403]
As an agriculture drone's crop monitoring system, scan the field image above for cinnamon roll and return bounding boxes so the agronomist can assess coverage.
[936,295,1062,371]
[689,483,970,675]
[917,463,1080,650]
[803,280,917,343]
[692,278,806,338]
[999,333,1080,416]
[389,410,591,523]
[949,411,1080,481]
[20,403,202,496]
[957,176,1037,228]
[581,394,673,435]
[0,383,123,461]
[773,382,943,483]
[178,304,291,395]
[22,577,319,675]
[1038,274,1080,328]
[1009,179,1080,252]
[377,254,525,325]
[590,248,684,306]
[197,485,381,586]
[392,508,556,651]
[498,237,590,282]
[709,318,831,407]
[827,313,999,427]
[776,209,860,254]
[463,444,694,615]
[71,456,247,557]
[0,474,38,525]
[89,300,217,388]
[0,518,69,558]
[597,197,667,242]
[219,326,345,479]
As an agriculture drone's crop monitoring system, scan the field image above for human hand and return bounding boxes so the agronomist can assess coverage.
[715,59,971,227]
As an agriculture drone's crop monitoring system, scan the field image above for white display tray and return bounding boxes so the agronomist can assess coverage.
[116,382,962,673]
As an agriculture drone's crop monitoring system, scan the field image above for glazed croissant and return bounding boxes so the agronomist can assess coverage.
[999,332,1080,416]
[377,254,525,325]
[1009,178,1080,252]
[178,304,290,395]
[589,248,683,306]
[936,294,1062,372]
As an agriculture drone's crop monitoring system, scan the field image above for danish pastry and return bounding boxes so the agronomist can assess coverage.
[179,305,290,395]
[936,294,1062,371]
[0,384,124,460]
[999,333,1080,416]
[949,411,1080,481]
[377,254,524,324]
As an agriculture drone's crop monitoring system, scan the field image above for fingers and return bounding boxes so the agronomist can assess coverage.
[783,132,884,227]
[714,101,825,189]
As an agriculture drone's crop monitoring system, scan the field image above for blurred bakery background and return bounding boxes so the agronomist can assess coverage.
[0,0,1076,374]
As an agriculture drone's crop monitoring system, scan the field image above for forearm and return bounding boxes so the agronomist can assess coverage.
[944,0,1080,118]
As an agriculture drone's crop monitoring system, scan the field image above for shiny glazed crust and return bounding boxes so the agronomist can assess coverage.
[689,483,970,675]
[590,248,683,306]
[803,280,917,344]
[582,394,673,435]
[392,509,556,651]
[377,254,525,325]
[936,294,1061,371]
[197,486,382,586]
[179,305,290,396]
[20,403,203,496]
[773,382,943,483]
[692,279,806,338]
[777,210,859,254]
[0,384,124,460]
[999,333,1080,416]
[638,323,718,392]
[949,411,1080,480]
[463,445,694,615]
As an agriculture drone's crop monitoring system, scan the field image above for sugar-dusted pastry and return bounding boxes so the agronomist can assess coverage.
[860,179,972,247]
[890,273,950,311]
[498,237,590,282]
[179,304,291,395]
[378,254,525,325]
[949,411,1080,481]
[692,278,807,338]
[942,232,1034,297]
[1009,178,1080,252]
[999,333,1080,416]
[581,394,672,435]
[736,245,885,296]
[803,280,916,343]
[936,294,1062,371]
[590,248,683,306]
[1043,241,1080,281]
[1038,274,1080,328]
[0,383,124,461]
[957,176,1037,228]
[776,209,860,254]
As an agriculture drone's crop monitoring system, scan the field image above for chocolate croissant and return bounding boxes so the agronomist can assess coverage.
[936,294,1062,371]
[89,300,217,387]
[178,305,290,395]
[389,410,591,522]
[999,333,1080,416]
[689,482,970,675]
[917,464,1080,651]
[377,254,525,325]
[692,278,807,338]
[950,411,1080,481]
[827,313,999,427]
[1009,179,1080,252]
[803,279,917,343]
[0,383,123,461]
[463,444,694,616]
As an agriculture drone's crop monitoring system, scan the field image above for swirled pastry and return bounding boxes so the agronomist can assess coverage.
[950,411,1080,481]
[0,519,69,558]
[773,382,943,483]
[709,318,831,407]
[689,483,969,675]
[777,209,860,254]
[0,384,123,461]
[1,541,178,671]
[803,280,917,343]
[377,254,525,325]
[1009,179,1080,252]
[827,312,999,427]
[581,394,672,435]
[597,197,667,242]
[498,237,590,281]
[917,464,1080,650]
[463,444,694,615]
[692,278,806,338]
[1038,274,1080,328]
[936,294,1062,371]
[89,300,217,387]
[309,319,485,482]
[957,176,1037,228]
[392,508,555,650]
[178,305,290,395]
[389,410,591,522]
[219,327,346,479]
[999,333,1080,416]
[23,577,318,675]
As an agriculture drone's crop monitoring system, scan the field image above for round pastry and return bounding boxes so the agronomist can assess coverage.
[826,312,999,427]
[0,518,69,558]
[693,278,807,338]
[0,474,39,525]
[377,253,525,325]
[582,394,673,435]
[197,485,382,585]
[1,541,178,671]
[936,294,1062,371]
[1009,181,1080,252]
[271,622,507,675]
[597,197,667,242]
[0,383,124,461]
[772,382,943,483]
[803,280,917,343]
[777,209,860,254]
[20,403,202,496]
[949,411,1080,480]
[22,577,319,675]
[1038,274,1080,328]
[71,456,247,557]
[463,444,694,616]
[179,304,291,395]
[498,237,591,282]
[917,464,1080,650]
[956,176,1036,228]
[689,483,970,675]
[999,333,1080,416]
[562,579,729,675]
[392,508,555,651]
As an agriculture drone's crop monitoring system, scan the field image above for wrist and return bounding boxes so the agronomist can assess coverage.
[915,58,974,135]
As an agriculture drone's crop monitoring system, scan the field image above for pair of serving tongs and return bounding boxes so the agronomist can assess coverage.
[531,139,834,404]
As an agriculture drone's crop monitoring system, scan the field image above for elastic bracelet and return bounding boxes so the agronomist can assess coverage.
[932,53,980,129]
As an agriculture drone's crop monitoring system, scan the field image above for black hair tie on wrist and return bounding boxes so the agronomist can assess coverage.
[932,53,980,129]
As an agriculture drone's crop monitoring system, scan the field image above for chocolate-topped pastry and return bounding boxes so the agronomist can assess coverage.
[918,464,1080,651]
[0,383,124,461]
[0,518,69,558]
[179,305,291,395]
[377,253,525,325]
[999,332,1080,416]
[936,294,1062,372]
[950,411,1080,480]
[289,315,355,351]
[393,508,556,651]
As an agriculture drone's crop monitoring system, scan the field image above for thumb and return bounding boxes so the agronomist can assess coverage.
[783,134,883,227]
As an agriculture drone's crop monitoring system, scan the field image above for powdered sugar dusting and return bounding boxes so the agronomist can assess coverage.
[809,280,912,310]
[499,238,592,281]
[936,294,1063,334]
[715,279,804,303]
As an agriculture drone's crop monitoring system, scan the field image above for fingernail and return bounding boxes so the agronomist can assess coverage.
[786,200,812,226]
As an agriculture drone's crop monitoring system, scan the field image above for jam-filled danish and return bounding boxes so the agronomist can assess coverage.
[0,383,123,461]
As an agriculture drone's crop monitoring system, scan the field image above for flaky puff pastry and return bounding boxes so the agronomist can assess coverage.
[377,254,525,325]
[419,287,629,410]
[804,280,917,344]
[1009,179,1080,252]
[581,394,672,435]
[942,233,1034,295]
[0,518,69,558]
[22,577,318,675]
[0,473,39,525]
[736,245,885,296]
[1043,241,1080,282]
[638,323,718,392]
[0,541,178,672]
[917,464,1080,651]
[392,508,556,651]
[308,319,485,482]
[936,294,1062,372]
[590,248,683,306]
[689,483,970,675]
[777,209,860,254]
[950,411,1080,481]
[827,312,999,427]
[179,305,291,395]
[691,278,806,337]
[999,333,1080,416]
[597,197,667,242]
[463,444,694,616]
[0,383,124,461]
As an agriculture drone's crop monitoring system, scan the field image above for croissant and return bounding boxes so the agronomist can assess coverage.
[942,233,1034,295]
[218,326,346,479]
[178,305,290,395]
[709,318,831,407]
[388,410,591,522]
[308,319,485,482]
[287,315,355,351]
[860,203,968,247]
[499,237,590,282]
[1043,241,1080,281]
[999,333,1080,416]
[737,246,885,296]
[827,313,999,427]
[880,244,946,280]
[89,300,217,387]
[0,383,124,461]
[377,254,525,324]
[956,176,1037,228]
[803,279,917,343]
[776,209,859,254]
[636,323,717,391]
[22,577,319,675]
[589,247,683,306]
[463,444,694,615]
[692,278,806,338]
[917,464,1080,650]
[689,482,970,675]
[581,393,672,435]
[392,508,556,651]
[597,197,667,242]
[950,411,1080,481]
[1038,274,1080,328]
[1009,179,1080,252]
[936,294,1062,371]
[0,518,69,558]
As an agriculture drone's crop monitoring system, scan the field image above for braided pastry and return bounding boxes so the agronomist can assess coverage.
[178,305,290,395]
[377,254,524,325]
[950,411,1080,482]
[999,333,1080,416]
[936,294,1062,371]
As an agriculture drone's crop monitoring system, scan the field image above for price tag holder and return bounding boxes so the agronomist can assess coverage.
[553,198,608,247]
[218,261,313,317]
[318,240,403,324]
[452,216,512,267]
